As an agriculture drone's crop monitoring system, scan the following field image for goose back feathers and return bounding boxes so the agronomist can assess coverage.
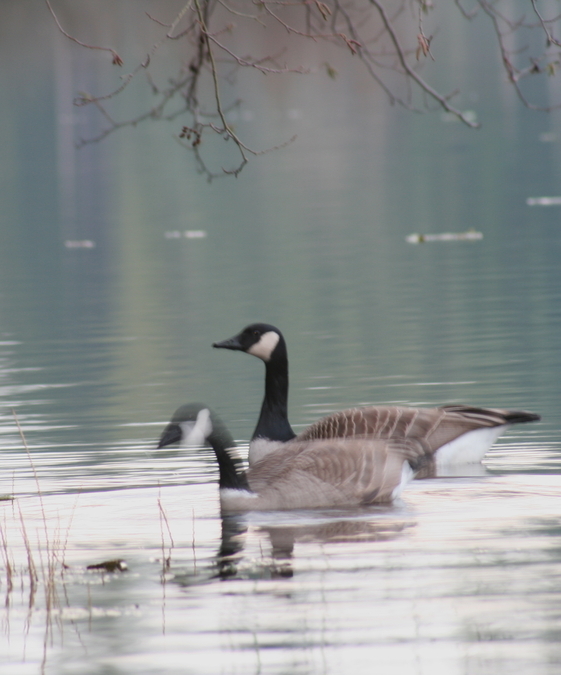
[157,404,433,512]
[213,323,540,466]
[296,404,540,467]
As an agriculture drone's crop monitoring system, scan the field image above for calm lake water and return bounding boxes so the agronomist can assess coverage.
[1,2,561,673]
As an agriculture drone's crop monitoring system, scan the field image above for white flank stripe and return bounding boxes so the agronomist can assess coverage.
[391,462,415,499]
[248,437,287,465]
[220,488,258,511]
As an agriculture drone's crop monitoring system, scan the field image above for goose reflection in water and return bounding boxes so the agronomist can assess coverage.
[175,509,415,584]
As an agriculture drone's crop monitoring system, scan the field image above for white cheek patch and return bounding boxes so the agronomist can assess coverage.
[247,331,280,362]
[182,408,212,446]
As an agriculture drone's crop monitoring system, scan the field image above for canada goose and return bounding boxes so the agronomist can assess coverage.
[157,403,433,511]
[213,323,540,466]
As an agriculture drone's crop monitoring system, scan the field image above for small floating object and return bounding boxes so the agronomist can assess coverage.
[526,196,561,206]
[64,240,96,249]
[440,110,478,124]
[539,132,558,143]
[406,230,483,244]
[164,230,207,239]
[87,559,128,572]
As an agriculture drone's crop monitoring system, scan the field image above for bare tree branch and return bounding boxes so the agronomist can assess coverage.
[530,0,561,47]
[368,0,479,127]
[45,0,561,178]
[477,0,561,112]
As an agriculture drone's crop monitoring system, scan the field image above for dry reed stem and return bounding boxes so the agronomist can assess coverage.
[192,507,197,574]
[11,408,63,673]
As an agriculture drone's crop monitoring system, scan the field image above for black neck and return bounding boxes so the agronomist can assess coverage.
[252,345,296,442]
[208,429,250,492]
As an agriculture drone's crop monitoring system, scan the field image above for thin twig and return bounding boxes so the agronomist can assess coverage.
[157,495,174,572]
[193,0,249,174]
[530,0,561,47]
[45,0,123,65]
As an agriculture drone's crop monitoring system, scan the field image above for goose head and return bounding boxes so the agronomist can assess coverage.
[213,323,285,363]
[157,403,234,451]
[157,403,249,492]
[213,323,295,451]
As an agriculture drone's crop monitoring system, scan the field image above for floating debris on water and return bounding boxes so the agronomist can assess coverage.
[406,230,483,244]
[87,559,128,572]
[64,240,96,249]
[164,230,207,239]
[538,133,559,143]
[440,110,478,125]
[526,196,561,206]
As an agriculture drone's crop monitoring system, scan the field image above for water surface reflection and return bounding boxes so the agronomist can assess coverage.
[2,465,561,674]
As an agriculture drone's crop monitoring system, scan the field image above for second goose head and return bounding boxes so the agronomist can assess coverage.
[158,403,249,492]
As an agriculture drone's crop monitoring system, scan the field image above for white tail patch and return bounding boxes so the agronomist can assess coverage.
[247,331,280,362]
[435,425,508,467]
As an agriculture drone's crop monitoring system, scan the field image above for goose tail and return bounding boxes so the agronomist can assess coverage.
[501,410,541,424]
[440,405,541,426]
